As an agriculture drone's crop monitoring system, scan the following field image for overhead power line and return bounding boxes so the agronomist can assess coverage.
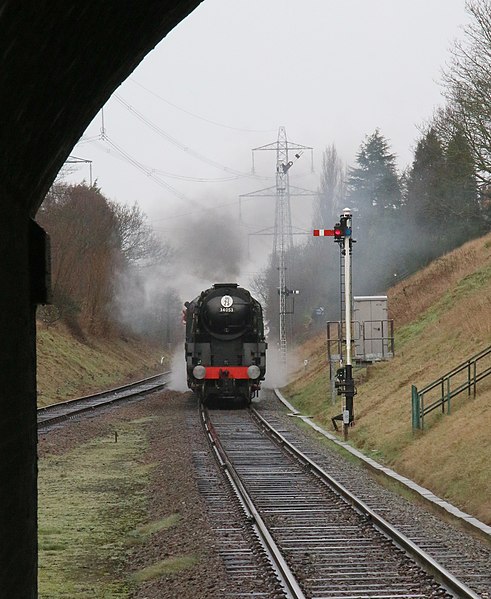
[150,192,271,226]
[152,168,239,183]
[102,134,192,203]
[65,155,93,186]
[245,127,315,372]
[113,94,272,180]
[79,135,240,184]
[129,77,276,134]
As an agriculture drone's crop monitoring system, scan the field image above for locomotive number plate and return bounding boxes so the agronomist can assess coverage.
[220,307,234,313]
[221,295,234,308]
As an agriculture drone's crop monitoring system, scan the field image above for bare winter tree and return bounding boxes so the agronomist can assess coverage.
[442,0,491,182]
[249,271,269,307]
[38,184,122,332]
[111,202,172,267]
[37,183,173,335]
[313,144,345,227]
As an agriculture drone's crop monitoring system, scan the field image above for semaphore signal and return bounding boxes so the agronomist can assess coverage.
[313,208,357,440]
[313,229,335,236]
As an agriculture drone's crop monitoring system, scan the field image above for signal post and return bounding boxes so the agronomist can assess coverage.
[313,208,356,440]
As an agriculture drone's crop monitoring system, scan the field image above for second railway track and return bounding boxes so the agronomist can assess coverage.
[37,372,169,430]
[202,401,485,599]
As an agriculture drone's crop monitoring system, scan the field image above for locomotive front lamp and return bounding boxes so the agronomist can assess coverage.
[193,365,206,379]
[247,365,261,379]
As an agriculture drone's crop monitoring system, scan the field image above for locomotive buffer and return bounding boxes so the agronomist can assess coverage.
[313,208,356,440]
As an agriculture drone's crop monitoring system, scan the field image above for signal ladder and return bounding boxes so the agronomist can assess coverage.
[328,243,356,404]
[337,247,353,360]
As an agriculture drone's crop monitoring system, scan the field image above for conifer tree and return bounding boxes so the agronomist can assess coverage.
[346,130,403,292]
[346,129,401,227]
[406,127,447,228]
[444,128,480,245]
[406,123,480,261]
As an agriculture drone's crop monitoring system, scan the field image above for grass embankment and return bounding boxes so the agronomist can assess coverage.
[39,422,148,598]
[284,233,491,525]
[36,322,163,406]
[38,415,195,598]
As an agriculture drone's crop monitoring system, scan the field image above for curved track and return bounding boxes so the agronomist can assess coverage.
[202,403,482,599]
[37,372,169,429]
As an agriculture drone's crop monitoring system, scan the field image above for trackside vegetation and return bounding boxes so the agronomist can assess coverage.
[38,424,149,598]
[284,232,491,525]
[36,321,163,406]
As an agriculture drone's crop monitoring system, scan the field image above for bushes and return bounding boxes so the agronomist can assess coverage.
[37,182,169,337]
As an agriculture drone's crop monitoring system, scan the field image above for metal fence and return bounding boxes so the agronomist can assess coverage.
[411,345,491,430]
[327,320,394,364]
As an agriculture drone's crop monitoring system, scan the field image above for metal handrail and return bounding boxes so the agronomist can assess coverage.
[326,319,394,364]
[412,345,491,430]
[360,319,395,359]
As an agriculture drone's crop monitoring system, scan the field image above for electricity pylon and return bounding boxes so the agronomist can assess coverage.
[241,126,313,373]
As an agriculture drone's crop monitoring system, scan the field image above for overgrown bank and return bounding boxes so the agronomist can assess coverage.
[38,420,148,597]
[36,321,164,407]
[38,393,231,598]
[284,233,491,525]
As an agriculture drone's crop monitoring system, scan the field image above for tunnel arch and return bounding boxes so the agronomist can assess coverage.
[0,2,201,595]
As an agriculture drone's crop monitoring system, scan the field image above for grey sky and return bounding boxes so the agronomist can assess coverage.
[69,0,469,253]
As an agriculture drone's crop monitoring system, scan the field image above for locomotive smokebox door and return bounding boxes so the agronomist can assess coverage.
[184,283,267,405]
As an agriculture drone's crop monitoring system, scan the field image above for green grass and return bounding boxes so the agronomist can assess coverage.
[282,246,491,524]
[128,514,182,544]
[38,425,149,598]
[396,263,491,348]
[131,556,198,583]
[36,322,163,406]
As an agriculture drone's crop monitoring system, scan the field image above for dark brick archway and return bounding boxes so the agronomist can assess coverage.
[0,2,201,595]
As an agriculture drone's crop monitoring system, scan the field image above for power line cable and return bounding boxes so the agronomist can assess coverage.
[82,137,240,184]
[113,94,272,180]
[150,193,267,224]
[76,134,100,145]
[129,77,276,134]
[151,168,240,183]
[102,134,194,203]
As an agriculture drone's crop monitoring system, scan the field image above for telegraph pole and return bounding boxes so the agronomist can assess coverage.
[313,208,356,440]
[243,127,313,375]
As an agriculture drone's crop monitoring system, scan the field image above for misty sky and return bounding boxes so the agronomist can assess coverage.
[67,0,470,284]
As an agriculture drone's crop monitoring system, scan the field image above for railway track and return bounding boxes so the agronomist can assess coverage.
[201,402,484,599]
[36,377,489,597]
[37,372,169,430]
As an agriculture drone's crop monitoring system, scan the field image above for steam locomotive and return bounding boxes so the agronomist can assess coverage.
[184,283,267,404]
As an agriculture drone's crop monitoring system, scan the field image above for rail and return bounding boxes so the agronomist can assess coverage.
[38,372,169,428]
[250,407,481,599]
[412,345,491,430]
[201,405,306,599]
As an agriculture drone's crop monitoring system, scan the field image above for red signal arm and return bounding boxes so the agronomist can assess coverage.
[313,229,335,236]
